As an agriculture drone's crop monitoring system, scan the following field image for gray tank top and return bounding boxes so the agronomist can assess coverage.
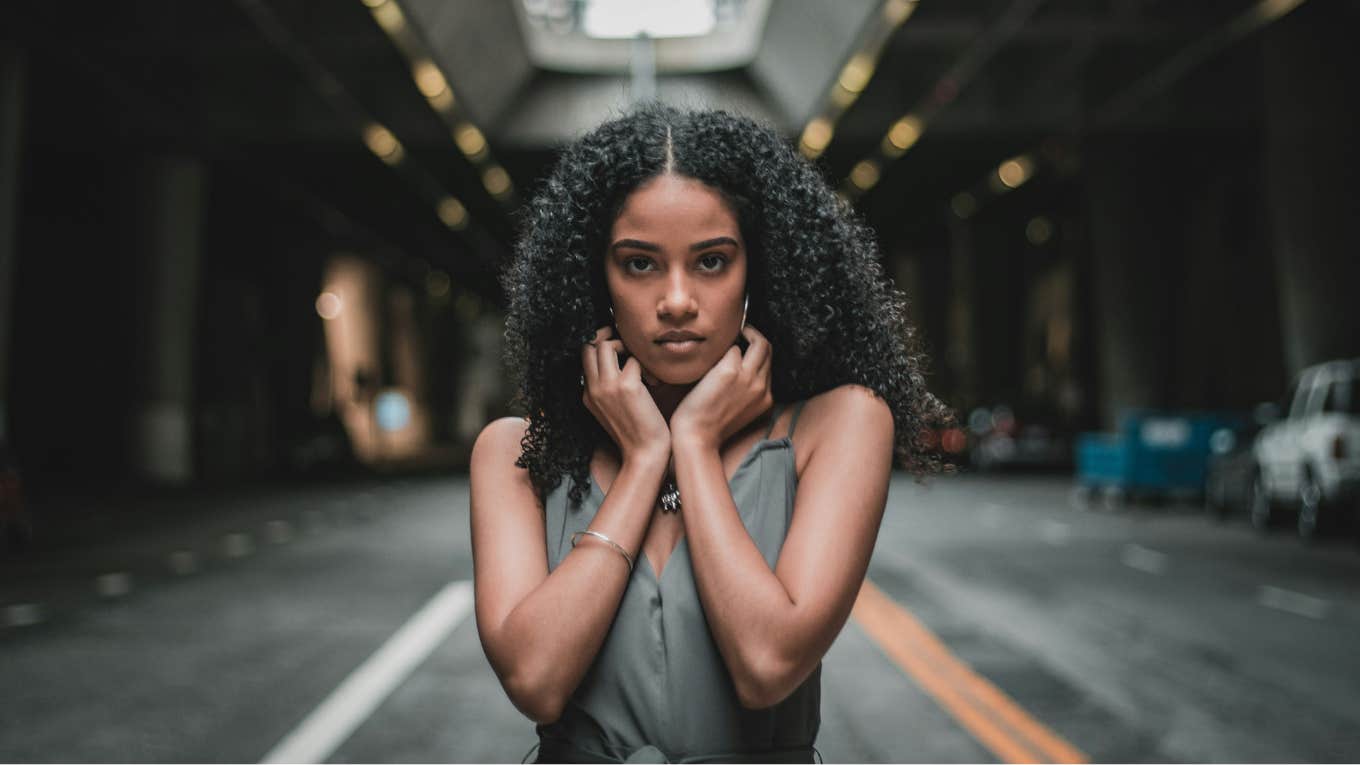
[532,400,819,764]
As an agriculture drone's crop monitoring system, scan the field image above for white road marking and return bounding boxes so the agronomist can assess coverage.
[222,533,255,558]
[1120,544,1168,575]
[265,520,294,545]
[259,580,475,764]
[2,602,45,628]
[1040,520,1071,546]
[1257,585,1331,620]
[96,572,133,597]
[167,550,199,575]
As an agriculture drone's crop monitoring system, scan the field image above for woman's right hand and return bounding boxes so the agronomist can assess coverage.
[582,325,670,464]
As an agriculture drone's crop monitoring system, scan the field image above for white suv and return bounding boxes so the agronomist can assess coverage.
[1251,358,1360,540]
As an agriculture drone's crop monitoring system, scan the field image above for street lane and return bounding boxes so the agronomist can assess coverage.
[876,475,1360,762]
[1,474,1357,762]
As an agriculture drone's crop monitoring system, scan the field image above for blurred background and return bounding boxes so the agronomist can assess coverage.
[1,1,1358,762]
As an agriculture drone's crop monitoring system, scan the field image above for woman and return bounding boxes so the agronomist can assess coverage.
[471,104,950,763]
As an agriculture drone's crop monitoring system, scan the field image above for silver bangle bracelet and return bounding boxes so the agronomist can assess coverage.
[571,529,635,573]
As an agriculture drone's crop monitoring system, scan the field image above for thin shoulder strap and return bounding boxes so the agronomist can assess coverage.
[762,402,787,440]
[786,399,808,439]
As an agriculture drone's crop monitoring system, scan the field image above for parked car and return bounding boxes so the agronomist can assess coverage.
[1251,358,1360,541]
[1075,409,1247,507]
[1204,403,1275,521]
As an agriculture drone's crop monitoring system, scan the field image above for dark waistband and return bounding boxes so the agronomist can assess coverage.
[529,735,819,764]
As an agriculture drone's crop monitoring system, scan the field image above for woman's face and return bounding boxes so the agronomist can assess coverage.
[605,173,747,386]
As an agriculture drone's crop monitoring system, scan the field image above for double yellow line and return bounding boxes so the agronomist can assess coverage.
[852,580,1088,764]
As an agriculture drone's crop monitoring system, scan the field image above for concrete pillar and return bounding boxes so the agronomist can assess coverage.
[130,156,208,484]
[970,217,1026,409]
[1173,160,1231,410]
[1170,144,1286,411]
[1262,2,1360,376]
[0,46,25,442]
[1083,136,1177,427]
[945,217,979,410]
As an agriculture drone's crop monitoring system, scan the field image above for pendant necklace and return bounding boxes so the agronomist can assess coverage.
[659,477,681,513]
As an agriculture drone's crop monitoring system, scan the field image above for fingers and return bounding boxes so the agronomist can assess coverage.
[756,338,772,382]
[581,325,615,388]
[621,354,642,383]
[739,325,773,407]
[596,338,628,382]
[580,344,598,388]
[739,325,770,375]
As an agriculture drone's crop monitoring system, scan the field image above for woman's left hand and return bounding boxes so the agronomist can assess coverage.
[670,325,774,452]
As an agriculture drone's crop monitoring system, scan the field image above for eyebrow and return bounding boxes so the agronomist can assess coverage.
[609,236,740,254]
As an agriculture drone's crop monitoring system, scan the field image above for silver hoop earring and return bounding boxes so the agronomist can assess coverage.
[740,294,748,331]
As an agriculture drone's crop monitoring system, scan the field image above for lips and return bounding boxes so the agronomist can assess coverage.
[655,331,704,355]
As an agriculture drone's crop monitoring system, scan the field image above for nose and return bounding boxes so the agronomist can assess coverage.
[657,271,698,320]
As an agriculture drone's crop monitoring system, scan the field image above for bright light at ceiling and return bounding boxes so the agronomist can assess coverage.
[582,0,717,39]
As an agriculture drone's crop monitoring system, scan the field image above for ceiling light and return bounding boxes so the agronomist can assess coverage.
[883,115,923,156]
[1026,216,1054,245]
[882,0,918,26]
[995,155,1035,190]
[371,1,405,34]
[582,0,717,39]
[362,123,404,165]
[454,123,487,159]
[850,160,881,191]
[1256,0,1306,22]
[482,166,512,198]
[800,117,834,159]
[316,292,343,320]
[426,87,455,113]
[412,59,447,98]
[437,197,468,229]
[838,54,875,94]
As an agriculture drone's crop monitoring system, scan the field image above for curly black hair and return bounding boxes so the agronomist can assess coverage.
[503,103,953,504]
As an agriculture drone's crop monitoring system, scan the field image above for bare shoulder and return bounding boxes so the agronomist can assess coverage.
[472,416,530,461]
[797,385,894,469]
[470,417,534,489]
[805,384,894,434]
[470,416,545,555]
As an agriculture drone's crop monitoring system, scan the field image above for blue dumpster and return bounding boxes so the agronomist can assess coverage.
[1076,410,1249,499]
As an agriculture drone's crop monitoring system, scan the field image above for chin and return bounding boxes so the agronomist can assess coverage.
[651,370,704,386]
[643,355,717,386]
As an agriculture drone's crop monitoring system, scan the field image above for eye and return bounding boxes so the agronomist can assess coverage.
[623,256,655,274]
[698,253,728,271]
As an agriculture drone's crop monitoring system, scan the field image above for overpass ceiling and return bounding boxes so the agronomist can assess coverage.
[11,0,1288,301]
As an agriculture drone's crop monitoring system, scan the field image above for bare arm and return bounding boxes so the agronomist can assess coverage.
[473,326,671,724]
[470,416,667,723]
[673,385,894,708]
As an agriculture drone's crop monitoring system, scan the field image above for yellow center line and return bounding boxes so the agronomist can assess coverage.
[852,579,1089,764]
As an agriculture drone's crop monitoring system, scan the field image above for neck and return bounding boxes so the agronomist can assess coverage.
[648,380,694,422]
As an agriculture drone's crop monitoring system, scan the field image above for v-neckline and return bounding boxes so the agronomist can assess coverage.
[587,435,790,500]
[587,436,793,583]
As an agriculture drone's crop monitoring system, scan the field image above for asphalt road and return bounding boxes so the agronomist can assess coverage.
[1,473,1357,763]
